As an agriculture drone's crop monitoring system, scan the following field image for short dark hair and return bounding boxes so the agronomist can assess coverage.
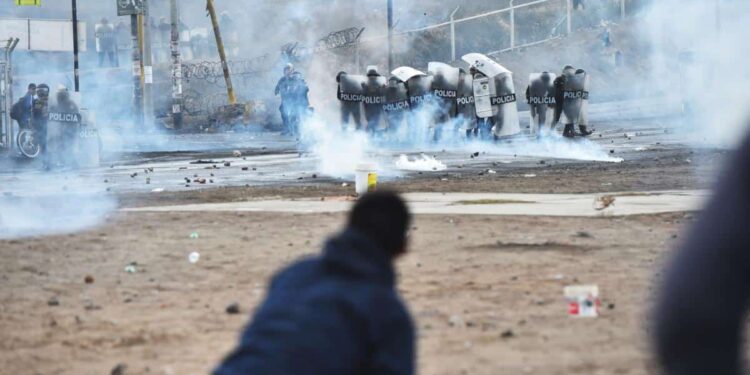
[348,191,411,257]
[28,83,36,90]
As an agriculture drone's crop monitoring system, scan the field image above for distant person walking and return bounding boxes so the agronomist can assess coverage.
[214,191,416,375]
[95,18,117,67]
[654,130,750,374]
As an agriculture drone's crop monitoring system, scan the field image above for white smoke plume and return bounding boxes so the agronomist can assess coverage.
[640,0,750,147]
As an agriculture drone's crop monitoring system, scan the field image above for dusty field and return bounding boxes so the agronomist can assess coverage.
[0,145,721,375]
[0,207,694,375]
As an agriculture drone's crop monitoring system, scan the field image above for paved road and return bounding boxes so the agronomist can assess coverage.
[0,117,695,197]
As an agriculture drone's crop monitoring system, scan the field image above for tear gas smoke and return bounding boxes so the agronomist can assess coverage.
[396,154,448,171]
[640,0,750,147]
[0,174,115,239]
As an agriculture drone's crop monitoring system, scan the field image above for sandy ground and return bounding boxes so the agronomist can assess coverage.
[0,209,693,375]
[0,146,719,375]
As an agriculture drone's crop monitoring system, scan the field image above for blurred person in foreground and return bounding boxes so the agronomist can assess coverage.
[214,191,415,375]
[654,131,750,374]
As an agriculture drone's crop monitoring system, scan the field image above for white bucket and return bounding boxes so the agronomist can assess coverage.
[354,163,377,196]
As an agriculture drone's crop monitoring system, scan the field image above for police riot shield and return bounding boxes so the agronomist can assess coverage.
[46,104,81,168]
[528,72,557,136]
[457,71,476,130]
[578,72,590,127]
[462,53,520,137]
[77,109,101,167]
[361,73,387,131]
[384,78,410,132]
[337,73,366,129]
[427,62,459,120]
[561,69,589,126]
[391,66,432,110]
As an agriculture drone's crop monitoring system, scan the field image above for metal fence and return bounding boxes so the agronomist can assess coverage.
[357,0,634,70]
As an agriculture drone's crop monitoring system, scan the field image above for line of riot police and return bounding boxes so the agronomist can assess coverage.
[336,53,592,142]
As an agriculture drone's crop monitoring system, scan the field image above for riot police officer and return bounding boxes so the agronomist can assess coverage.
[361,67,386,133]
[274,64,296,135]
[337,71,364,131]
[32,84,50,169]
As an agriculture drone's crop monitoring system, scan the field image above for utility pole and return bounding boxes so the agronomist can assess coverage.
[387,0,393,72]
[567,0,573,35]
[170,0,183,129]
[450,6,460,61]
[71,0,80,92]
[141,0,154,128]
[207,0,236,105]
[509,0,515,50]
[131,14,143,126]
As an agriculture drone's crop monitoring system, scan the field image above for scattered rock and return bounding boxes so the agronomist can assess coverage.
[111,363,127,375]
[473,152,479,157]
[501,329,515,339]
[48,296,60,306]
[610,149,615,154]
[223,162,231,167]
[232,150,242,157]
[575,231,593,238]
[242,167,249,171]
[226,302,241,314]
[539,160,546,165]
[193,178,207,184]
[449,315,464,327]
[608,303,616,310]
[84,275,95,284]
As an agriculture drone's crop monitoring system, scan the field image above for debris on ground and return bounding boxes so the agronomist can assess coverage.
[84,275,95,284]
[111,363,127,375]
[47,296,60,306]
[190,160,217,164]
[225,302,241,314]
[190,232,199,239]
[501,329,515,338]
[151,188,165,193]
[524,174,537,178]
[223,162,231,167]
[241,167,249,171]
[124,263,138,274]
[574,231,593,238]
[232,150,242,157]
[188,252,200,264]
[594,195,616,211]
[193,178,207,184]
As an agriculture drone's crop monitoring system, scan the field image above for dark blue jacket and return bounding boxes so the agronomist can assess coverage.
[214,229,415,375]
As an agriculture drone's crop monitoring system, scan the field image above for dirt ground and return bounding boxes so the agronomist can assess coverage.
[0,147,721,375]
